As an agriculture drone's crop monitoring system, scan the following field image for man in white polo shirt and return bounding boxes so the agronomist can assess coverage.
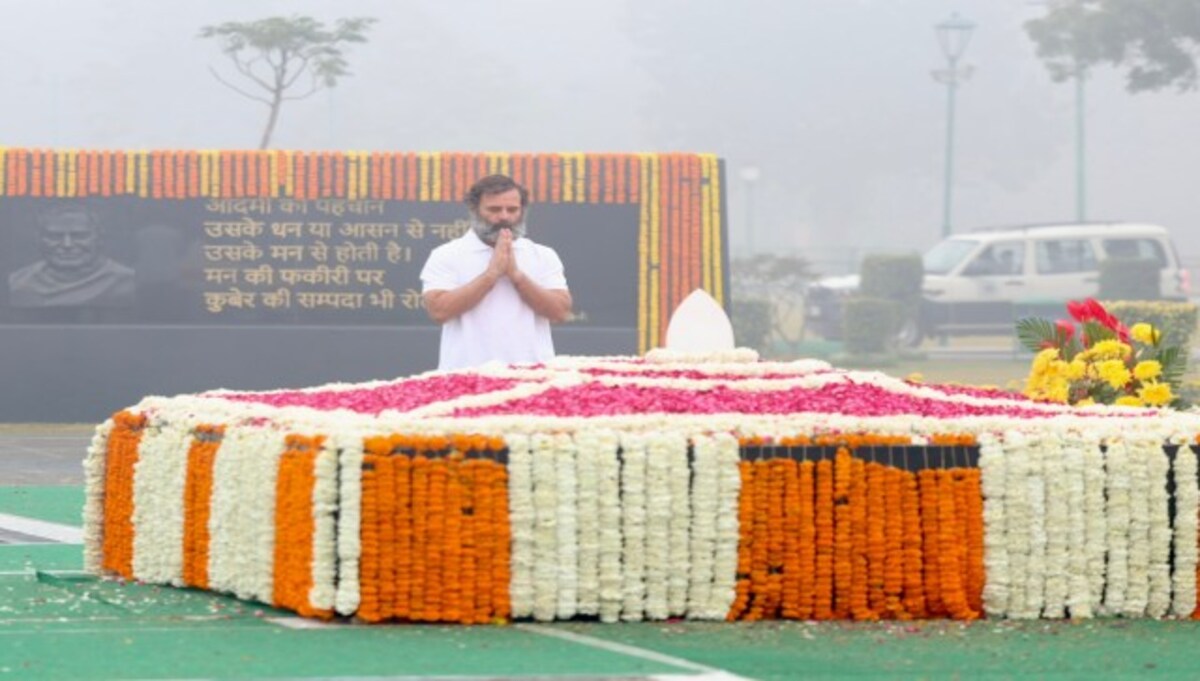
[420,175,572,370]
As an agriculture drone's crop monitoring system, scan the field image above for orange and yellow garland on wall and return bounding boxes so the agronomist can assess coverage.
[0,148,726,353]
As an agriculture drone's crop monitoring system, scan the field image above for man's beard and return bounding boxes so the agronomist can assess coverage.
[471,214,527,246]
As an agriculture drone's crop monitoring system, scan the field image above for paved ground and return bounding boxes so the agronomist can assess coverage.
[0,425,90,487]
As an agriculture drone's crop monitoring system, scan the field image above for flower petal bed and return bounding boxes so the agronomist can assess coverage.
[85,350,1200,624]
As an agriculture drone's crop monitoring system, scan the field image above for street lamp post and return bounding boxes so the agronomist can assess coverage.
[931,13,975,238]
[1074,60,1087,222]
[740,166,761,256]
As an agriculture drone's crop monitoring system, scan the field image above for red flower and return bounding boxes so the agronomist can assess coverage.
[1054,319,1075,341]
[1068,298,1130,345]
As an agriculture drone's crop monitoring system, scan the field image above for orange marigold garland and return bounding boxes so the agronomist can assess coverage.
[796,459,817,619]
[957,467,986,613]
[918,469,943,617]
[272,434,331,619]
[938,469,979,620]
[181,425,223,589]
[833,447,854,618]
[357,449,383,622]
[848,456,875,620]
[813,457,835,620]
[781,457,802,619]
[901,468,927,618]
[865,462,888,616]
[883,465,908,618]
[101,410,146,579]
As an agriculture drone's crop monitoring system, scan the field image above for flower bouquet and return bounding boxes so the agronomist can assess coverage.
[1016,298,1188,408]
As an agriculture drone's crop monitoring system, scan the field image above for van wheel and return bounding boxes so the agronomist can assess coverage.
[895,318,923,348]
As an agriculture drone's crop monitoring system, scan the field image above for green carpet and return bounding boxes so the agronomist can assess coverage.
[0,485,83,526]
[5,485,1200,680]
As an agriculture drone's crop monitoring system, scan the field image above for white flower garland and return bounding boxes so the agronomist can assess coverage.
[82,419,114,573]
[574,430,601,616]
[1145,441,1172,618]
[1103,440,1131,615]
[687,434,719,618]
[1082,442,1108,613]
[130,418,192,586]
[1124,439,1152,617]
[1172,444,1198,617]
[593,429,624,623]
[504,433,535,619]
[619,432,648,620]
[666,432,692,617]
[643,347,760,364]
[1041,440,1068,618]
[1023,437,1048,618]
[1063,440,1092,618]
[1003,432,1031,618]
[643,433,672,620]
[709,432,741,619]
[530,433,559,622]
[978,433,1009,617]
[554,433,580,620]
[207,426,286,604]
[309,442,339,612]
[334,432,364,616]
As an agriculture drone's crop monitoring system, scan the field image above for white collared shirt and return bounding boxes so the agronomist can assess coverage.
[420,229,568,370]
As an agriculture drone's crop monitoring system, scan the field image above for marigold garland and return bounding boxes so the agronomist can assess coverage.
[181,425,223,589]
[101,410,146,580]
[272,434,332,619]
[814,458,836,619]
[355,433,509,624]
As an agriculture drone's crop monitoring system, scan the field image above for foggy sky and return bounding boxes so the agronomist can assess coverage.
[3,0,1199,277]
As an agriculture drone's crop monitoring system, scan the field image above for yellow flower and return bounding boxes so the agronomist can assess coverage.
[1076,397,1095,407]
[905,372,924,384]
[1138,381,1173,407]
[1045,378,1070,403]
[1096,359,1132,390]
[1130,323,1161,345]
[1065,359,1087,381]
[1115,395,1144,407]
[1133,360,1162,382]
[1032,347,1059,374]
[1086,339,1131,360]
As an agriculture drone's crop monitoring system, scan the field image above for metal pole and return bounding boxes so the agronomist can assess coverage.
[1075,68,1087,222]
[941,57,958,238]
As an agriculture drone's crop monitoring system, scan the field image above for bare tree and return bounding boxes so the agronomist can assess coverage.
[199,15,376,149]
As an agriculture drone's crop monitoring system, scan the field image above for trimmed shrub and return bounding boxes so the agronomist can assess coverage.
[1104,300,1198,352]
[1099,257,1161,300]
[843,297,897,355]
[732,298,771,352]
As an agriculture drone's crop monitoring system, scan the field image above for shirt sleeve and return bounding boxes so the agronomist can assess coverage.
[533,246,568,291]
[420,245,457,292]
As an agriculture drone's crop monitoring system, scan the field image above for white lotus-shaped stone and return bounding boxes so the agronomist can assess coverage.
[664,289,735,353]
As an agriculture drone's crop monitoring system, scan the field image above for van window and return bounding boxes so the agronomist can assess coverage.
[923,239,978,275]
[1103,238,1168,267]
[963,241,1024,276]
[1035,239,1097,274]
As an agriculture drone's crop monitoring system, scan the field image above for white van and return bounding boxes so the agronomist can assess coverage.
[806,222,1190,345]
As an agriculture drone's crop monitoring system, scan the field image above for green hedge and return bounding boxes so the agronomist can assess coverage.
[1099,257,1161,300]
[845,254,923,353]
[860,254,923,299]
[731,298,771,351]
[1103,300,1198,352]
[844,297,897,354]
